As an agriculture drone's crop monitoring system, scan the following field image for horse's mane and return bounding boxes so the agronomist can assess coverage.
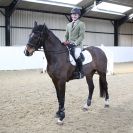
[36,24,62,44]
[46,26,62,44]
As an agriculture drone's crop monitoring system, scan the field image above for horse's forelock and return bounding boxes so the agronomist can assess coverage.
[32,24,46,33]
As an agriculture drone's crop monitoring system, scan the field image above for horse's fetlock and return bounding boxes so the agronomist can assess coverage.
[87,99,91,106]
[59,111,65,121]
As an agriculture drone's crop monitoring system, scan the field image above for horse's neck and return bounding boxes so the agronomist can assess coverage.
[48,31,62,50]
[43,30,66,64]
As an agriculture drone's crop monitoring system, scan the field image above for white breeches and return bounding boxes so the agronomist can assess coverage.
[74,47,81,59]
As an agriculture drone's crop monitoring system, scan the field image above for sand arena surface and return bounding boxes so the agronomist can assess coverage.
[0,67,133,133]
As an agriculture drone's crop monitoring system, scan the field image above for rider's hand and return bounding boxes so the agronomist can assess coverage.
[63,41,70,46]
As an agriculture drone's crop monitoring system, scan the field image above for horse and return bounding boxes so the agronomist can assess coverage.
[24,21,109,125]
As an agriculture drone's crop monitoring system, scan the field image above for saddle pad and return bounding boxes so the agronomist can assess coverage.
[69,50,92,66]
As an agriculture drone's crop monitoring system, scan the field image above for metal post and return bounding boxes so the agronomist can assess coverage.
[4,0,21,46]
[114,20,119,46]
[5,8,10,46]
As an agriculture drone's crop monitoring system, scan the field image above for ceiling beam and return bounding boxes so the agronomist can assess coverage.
[6,0,21,17]
[0,9,5,16]
[65,15,71,22]
[117,15,130,26]
[81,4,93,17]
[81,0,103,17]
[81,1,94,17]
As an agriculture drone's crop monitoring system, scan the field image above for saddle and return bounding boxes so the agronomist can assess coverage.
[62,43,92,66]
[67,44,85,62]
[64,43,93,79]
[67,47,92,66]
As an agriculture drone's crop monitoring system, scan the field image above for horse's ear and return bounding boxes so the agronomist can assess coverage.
[34,21,37,27]
[42,23,47,30]
[43,22,46,27]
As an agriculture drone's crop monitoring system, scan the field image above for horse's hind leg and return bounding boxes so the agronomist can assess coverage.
[99,72,109,107]
[83,73,95,111]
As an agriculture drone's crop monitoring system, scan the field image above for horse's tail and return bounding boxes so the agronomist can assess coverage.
[99,74,108,98]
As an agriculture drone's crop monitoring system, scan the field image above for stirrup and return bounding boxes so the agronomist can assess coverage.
[79,72,84,79]
[73,71,84,79]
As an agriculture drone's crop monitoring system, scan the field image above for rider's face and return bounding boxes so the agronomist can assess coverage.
[71,14,79,21]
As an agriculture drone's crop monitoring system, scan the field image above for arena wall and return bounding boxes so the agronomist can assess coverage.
[0,46,133,70]
[0,9,133,71]
[0,9,133,47]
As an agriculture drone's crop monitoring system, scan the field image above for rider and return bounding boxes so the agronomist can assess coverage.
[63,8,85,79]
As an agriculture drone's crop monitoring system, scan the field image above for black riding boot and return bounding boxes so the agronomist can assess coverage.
[76,56,84,79]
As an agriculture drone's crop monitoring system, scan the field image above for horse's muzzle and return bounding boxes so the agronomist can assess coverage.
[24,49,32,56]
[24,45,35,56]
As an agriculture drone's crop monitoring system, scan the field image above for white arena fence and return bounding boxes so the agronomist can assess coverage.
[0,46,133,75]
[0,46,44,70]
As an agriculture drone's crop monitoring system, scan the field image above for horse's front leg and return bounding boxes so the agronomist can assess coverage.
[52,78,66,125]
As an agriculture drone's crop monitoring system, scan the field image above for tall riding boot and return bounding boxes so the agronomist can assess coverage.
[76,57,84,79]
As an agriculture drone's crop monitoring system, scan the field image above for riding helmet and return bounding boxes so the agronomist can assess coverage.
[71,8,81,15]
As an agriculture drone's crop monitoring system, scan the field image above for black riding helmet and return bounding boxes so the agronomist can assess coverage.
[71,8,81,16]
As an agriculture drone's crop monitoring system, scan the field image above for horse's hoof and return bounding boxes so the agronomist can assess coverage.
[104,99,109,108]
[83,103,89,111]
[104,104,110,108]
[82,107,88,112]
[56,119,64,125]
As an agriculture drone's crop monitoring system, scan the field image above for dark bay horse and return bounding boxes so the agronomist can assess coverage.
[24,22,109,124]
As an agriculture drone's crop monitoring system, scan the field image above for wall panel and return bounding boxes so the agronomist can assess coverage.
[84,33,114,46]
[8,9,133,47]
[119,35,132,46]
[120,23,133,34]
[81,17,113,33]
[82,17,114,46]
[0,8,5,46]
[10,10,68,46]
[11,10,68,28]
[119,23,133,46]
[11,28,31,46]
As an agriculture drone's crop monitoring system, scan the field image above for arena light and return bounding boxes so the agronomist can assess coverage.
[129,13,133,19]
[92,1,132,16]
[48,0,83,5]
[23,0,82,9]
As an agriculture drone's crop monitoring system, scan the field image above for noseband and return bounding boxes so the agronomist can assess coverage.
[29,33,43,50]
[28,24,47,51]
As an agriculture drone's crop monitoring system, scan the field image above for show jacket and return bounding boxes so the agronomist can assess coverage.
[65,20,85,49]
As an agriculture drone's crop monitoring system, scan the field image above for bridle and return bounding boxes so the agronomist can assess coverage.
[27,25,68,54]
[28,25,46,51]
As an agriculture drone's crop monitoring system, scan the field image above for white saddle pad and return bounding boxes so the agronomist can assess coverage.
[69,50,92,66]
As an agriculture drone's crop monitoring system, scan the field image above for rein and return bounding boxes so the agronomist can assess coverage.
[37,47,68,54]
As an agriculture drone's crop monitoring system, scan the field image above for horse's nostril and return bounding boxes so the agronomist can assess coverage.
[24,49,30,56]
